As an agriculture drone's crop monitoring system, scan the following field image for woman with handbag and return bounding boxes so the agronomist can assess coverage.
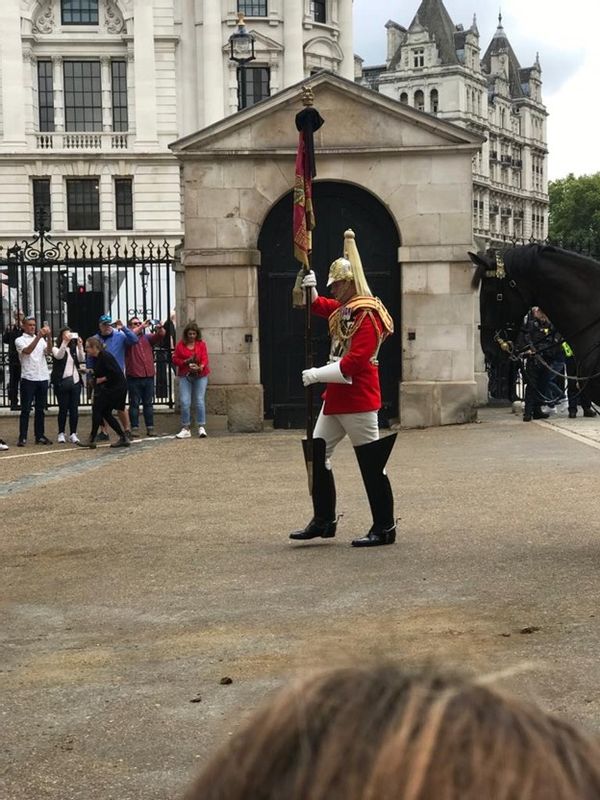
[51,327,84,444]
[172,321,210,439]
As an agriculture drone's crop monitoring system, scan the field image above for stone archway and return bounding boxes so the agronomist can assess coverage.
[258,180,401,428]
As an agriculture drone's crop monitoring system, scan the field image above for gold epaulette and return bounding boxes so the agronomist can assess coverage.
[342,296,394,338]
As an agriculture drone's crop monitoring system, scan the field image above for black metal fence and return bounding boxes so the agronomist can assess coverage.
[0,229,177,409]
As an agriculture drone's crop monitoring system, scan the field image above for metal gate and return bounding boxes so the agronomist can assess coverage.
[0,226,177,408]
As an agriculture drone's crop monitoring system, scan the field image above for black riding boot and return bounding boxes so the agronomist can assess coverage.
[289,438,337,541]
[352,434,397,548]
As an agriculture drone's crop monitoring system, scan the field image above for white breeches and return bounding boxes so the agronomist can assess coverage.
[313,407,379,465]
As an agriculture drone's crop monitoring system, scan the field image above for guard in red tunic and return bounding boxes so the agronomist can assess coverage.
[290,229,397,547]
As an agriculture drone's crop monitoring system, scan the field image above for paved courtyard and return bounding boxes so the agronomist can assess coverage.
[1,406,600,799]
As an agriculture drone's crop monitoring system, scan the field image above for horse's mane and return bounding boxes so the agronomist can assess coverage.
[470,243,600,291]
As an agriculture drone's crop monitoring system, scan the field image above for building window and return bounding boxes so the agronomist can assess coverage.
[237,66,270,110]
[32,179,52,231]
[37,60,55,132]
[115,178,133,230]
[399,92,408,104]
[66,178,100,230]
[64,61,102,131]
[430,88,439,113]
[413,48,425,68]
[414,90,424,112]
[111,60,128,132]
[237,0,267,15]
[311,0,326,23]
[61,0,99,25]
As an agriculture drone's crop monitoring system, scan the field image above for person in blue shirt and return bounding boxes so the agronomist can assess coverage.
[87,314,138,440]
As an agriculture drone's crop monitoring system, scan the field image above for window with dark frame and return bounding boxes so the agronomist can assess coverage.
[61,0,99,25]
[311,0,326,23]
[37,60,55,132]
[237,66,270,110]
[64,60,102,131]
[115,178,133,230]
[66,178,100,230]
[32,179,52,231]
[237,0,267,15]
[111,60,128,132]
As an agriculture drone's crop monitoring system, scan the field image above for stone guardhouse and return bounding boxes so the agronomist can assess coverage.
[170,72,484,432]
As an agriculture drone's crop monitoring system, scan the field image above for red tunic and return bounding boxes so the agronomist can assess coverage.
[312,296,384,415]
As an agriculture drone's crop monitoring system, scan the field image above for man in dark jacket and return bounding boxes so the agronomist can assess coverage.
[2,310,24,409]
[517,307,562,422]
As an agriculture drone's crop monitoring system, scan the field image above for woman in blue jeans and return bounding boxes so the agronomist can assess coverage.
[51,327,84,444]
[172,321,210,439]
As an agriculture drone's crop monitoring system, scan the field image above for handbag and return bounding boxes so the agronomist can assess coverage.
[60,375,75,390]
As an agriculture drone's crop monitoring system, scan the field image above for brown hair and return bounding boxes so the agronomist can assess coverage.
[185,665,600,800]
[182,321,202,343]
[85,336,104,352]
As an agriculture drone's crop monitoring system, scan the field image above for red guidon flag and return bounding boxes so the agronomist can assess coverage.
[293,105,324,267]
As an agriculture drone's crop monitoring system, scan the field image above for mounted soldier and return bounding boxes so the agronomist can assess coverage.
[289,229,397,547]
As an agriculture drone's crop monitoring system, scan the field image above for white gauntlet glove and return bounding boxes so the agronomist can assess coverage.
[302,361,352,387]
[301,270,317,288]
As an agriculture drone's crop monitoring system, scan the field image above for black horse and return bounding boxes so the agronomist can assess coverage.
[469,243,600,404]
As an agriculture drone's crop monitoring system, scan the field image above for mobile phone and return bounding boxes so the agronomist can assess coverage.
[69,331,79,340]
[42,320,49,328]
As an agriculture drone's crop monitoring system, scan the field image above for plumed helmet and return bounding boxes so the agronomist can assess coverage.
[326,229,372,297]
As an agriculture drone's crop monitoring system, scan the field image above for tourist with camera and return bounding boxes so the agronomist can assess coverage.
[51,327,85,444]
[172,321,210,439]
[14,316,52,446]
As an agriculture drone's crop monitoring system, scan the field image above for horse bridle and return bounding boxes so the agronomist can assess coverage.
[482,253,529,360]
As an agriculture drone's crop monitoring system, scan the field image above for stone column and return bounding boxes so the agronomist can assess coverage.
[133,0,158,146]
[52,56,65,132]
[337,0,354,80]
[283,0,304,86]
[101,57,112,132]
[0,0,26,145]
[202,0,225,126]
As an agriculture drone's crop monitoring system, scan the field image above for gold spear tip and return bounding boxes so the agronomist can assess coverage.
[301,85,315,107]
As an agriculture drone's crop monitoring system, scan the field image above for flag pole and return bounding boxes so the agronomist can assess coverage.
[292,85,324,492]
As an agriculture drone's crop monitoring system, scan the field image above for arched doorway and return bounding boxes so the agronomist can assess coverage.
[258,181,401,428]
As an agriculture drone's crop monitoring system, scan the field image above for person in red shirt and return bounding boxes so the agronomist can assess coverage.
[125,316,166,438]
[290,229,397,548]
[172,321,210,439]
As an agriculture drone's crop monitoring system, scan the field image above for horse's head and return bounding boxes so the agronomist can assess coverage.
[469,249,530,361]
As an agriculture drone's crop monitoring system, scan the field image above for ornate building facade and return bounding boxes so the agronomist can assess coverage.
[357,0,549,246]
[0,0,353,249]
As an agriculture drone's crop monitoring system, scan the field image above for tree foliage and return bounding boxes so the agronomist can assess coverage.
[548,172,600,248]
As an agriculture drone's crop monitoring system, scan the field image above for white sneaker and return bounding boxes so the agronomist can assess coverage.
[176,428,191,439]
[0,439,8,451]
[198,426,207,438]
[57,432,66,443]
[69,433,80,444]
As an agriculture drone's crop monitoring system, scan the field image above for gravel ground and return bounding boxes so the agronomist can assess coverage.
[1,406,600,799]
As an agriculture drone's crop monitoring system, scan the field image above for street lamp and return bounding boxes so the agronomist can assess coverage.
[229,13,256,65]
[140,264,149,319]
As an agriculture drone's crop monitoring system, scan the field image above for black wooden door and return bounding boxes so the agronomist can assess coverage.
[258,181,401,429]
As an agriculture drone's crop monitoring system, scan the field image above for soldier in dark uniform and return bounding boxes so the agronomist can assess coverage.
[517,307,562,422]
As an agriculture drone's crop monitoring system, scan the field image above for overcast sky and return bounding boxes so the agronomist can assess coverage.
[353,0,600,181]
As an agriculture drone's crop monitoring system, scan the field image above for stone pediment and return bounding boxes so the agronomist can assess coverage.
[170,71,484,156]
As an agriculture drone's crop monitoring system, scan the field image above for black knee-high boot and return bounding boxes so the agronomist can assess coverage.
[289,438,338,540]
[352,434,397,547]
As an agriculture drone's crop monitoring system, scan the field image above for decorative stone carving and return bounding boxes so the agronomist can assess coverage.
[32,0,55,34]
[105,0,125,34]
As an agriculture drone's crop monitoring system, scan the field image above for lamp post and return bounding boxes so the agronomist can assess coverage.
[140,264,149,319]
[229,13,256,109]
